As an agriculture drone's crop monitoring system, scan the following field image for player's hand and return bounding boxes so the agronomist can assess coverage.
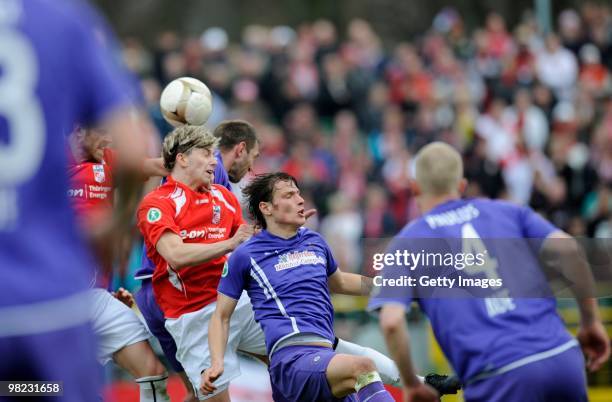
[230,224,254,249]
[112,287,135,307]
[200,363,224,395]
[404,383,440,402]
[578,320,611,371]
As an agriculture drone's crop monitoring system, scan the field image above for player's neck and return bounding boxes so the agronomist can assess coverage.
[266,222,299,239]
[170,171,210,193]
[219,150,233,172]
[419,193,460,214]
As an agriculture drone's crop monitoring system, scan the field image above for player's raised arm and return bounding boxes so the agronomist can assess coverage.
[541,230,610,371]
[154,225,252,269]
[141,157,168,178]
[328,269,373,296]
[201,293,239,395]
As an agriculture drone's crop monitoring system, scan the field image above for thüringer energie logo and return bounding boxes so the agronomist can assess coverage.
[274,250,325,271]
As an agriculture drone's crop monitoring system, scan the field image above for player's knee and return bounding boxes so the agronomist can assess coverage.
[134,344,166,377]
[143,354,167,377]
[351,356,377,379]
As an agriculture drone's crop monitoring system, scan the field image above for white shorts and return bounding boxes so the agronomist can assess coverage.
[164,292,266,400]
[90,289,151,365]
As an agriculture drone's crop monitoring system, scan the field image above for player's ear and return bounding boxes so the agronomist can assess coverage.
[73,126,85,141]
[236,141,246,157]
[458,178,468,195]
[259,201,272,217]
[176,152,189,168]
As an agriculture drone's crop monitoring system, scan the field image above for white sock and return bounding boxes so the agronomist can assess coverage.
[335,338,409,386]
[135,374,170,402]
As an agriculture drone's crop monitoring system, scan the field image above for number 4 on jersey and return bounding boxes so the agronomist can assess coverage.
[461,223,516,317]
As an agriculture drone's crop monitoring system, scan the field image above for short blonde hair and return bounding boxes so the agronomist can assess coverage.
[415,142,463,196]
[162,125,217,170]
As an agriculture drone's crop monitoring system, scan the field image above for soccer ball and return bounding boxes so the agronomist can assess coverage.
[160,77,213,127]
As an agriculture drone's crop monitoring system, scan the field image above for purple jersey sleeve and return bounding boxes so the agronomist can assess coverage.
[520,206,558,239]
[217,247,249,300]
[325,248,338,277]
[315,233,338,276]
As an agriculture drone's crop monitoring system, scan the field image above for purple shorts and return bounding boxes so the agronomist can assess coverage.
[0,324,100,402]
[135,279,184,372]
[269,345,357,402]
[464,346,587,402]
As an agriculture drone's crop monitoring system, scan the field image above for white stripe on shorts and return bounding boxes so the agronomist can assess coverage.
[466,338,579,385]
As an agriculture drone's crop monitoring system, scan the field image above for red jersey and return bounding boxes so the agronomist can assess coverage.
[67,147,115,289]
[67,147,115,222]
[137,176,244,318]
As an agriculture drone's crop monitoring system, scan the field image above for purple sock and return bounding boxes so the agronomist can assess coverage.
[356,380,395,402]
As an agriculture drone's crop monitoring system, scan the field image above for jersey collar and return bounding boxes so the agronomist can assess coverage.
[427,198,468,215]
[166,175,212,196]
[261,227,303,242]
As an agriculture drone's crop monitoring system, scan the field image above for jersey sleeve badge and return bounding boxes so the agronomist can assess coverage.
[147,207,162,223]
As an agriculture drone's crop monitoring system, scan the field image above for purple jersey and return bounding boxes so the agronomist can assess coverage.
[134,150,231,279]
[0,0,132,307]
[218,228,338,355]
[213,150,232,191]
[368,198,573,383]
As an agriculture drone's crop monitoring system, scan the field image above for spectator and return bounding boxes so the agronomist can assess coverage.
[536,34,578,100]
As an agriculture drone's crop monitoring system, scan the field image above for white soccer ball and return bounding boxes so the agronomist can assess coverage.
[160,77,213,127]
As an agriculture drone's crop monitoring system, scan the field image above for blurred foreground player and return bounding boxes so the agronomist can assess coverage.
[0,0,149,400]
[204,173,395,401]
[370,142,610,402]
[67,125,170,402]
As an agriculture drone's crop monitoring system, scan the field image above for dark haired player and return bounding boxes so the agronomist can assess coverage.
[203,172,396,401]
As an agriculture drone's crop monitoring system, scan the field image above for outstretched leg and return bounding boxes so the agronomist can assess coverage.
[326,353,395,401]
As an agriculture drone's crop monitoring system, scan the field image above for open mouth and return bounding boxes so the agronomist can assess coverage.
[297,208,305,217]
[206,169,214,176]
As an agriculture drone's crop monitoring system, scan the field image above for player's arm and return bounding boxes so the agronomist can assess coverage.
[201,293,239,395]
[141,157,168,178]
[155,225,253,269]
[379,304,438,400]
[328,269,373,296]
[542,230,610,371]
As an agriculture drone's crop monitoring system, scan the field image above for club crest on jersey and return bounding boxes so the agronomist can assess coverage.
[147,208,162,223]
[92,165,105,183]
[274,250,325,271]
[212,205,221,224]
[222,261,229,277]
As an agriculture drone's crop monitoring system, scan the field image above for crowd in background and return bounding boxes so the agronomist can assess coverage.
[119,3,612,274]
